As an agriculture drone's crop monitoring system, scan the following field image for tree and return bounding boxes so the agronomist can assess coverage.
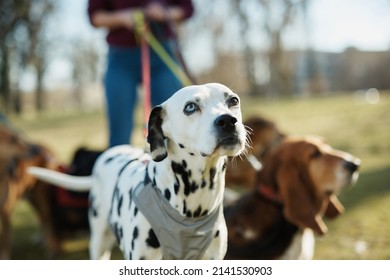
[27,0,55,112]
[181,0,309,96]
[0,0,55,114]
[69,39,100,110]
[261,0,301,96]
[235,0,309,96]
[0,0,30,113]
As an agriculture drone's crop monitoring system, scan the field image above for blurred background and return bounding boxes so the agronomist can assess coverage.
[1,0,389,259]
[1,0,390,113]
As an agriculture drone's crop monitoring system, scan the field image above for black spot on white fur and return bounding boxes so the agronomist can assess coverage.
[117,194,123,216]
[128,190,133,209]
[146,229,160,249]
[89,195,98,217]
[104,154,120,164]
[182,200,187,216]
[222,159,227,171]
[144,170,151,185]
[132,226,139,250]
[209,168,216,190]
[110,159,136,217]
[174,182,180,195]
[134,206,138,217]
[193,206,202,218]
[164,189,171,201]
[113,222,123,244]
[147,106,167,162]
[171,161,199,196]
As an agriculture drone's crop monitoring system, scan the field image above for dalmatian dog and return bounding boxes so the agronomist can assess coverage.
[28,83,247,260]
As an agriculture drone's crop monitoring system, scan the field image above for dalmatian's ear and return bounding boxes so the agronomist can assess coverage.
[147,106,168,162]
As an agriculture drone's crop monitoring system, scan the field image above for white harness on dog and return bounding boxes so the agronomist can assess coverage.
[133,173,222,260]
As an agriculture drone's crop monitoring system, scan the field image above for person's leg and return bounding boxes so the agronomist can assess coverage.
[150,41,183,107]
[104,47,141,147]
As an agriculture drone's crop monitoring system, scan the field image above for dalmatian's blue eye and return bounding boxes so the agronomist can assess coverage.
[184,102,199,115]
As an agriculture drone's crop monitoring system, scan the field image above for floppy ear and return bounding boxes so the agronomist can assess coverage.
[277,164,328,235]
[147,106,167,162]
[324,194,344,219]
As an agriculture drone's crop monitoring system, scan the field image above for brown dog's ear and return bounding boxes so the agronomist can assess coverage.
[147,106,167,162]
[277,164,328,235]
[324,194,345,219]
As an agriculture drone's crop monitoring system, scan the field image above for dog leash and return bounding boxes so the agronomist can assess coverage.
[134,12,193,87]
[134,12,152,138]
[134,11,193,139]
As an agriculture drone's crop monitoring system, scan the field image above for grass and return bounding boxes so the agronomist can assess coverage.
[7,91,390,259]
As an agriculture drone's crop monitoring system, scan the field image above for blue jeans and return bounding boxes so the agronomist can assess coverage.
[104,42,182,147]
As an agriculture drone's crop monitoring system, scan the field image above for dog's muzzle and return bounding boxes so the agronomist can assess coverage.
[343,159,359,174]
[343,158,361,185]
[214,114,241,147]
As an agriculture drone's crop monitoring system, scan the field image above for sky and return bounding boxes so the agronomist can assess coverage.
[27,0,390,91]
[308,0,390,51]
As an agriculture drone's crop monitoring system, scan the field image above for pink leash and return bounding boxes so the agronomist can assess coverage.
[140,20,152,138]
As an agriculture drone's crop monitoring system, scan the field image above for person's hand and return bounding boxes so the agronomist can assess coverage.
[144,2,168,22]
[117,9,136,29]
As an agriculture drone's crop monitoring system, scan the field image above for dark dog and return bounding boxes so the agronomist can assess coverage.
[31,146,104,258]
[224,136,360,259]
[46,147,103,246]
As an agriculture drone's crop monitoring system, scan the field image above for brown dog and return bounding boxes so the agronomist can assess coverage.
[225,116,285,189]
[0,123,58,259]
[224,136,360,259]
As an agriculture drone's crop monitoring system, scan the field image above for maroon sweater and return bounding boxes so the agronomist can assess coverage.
[88,0,194,47]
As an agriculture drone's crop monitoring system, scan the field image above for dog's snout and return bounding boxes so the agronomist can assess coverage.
[214,114,237,133]
[343,160,359,173]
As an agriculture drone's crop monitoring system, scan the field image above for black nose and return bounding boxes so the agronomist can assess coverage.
[214,114,237,134]
[344,160,359,173]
